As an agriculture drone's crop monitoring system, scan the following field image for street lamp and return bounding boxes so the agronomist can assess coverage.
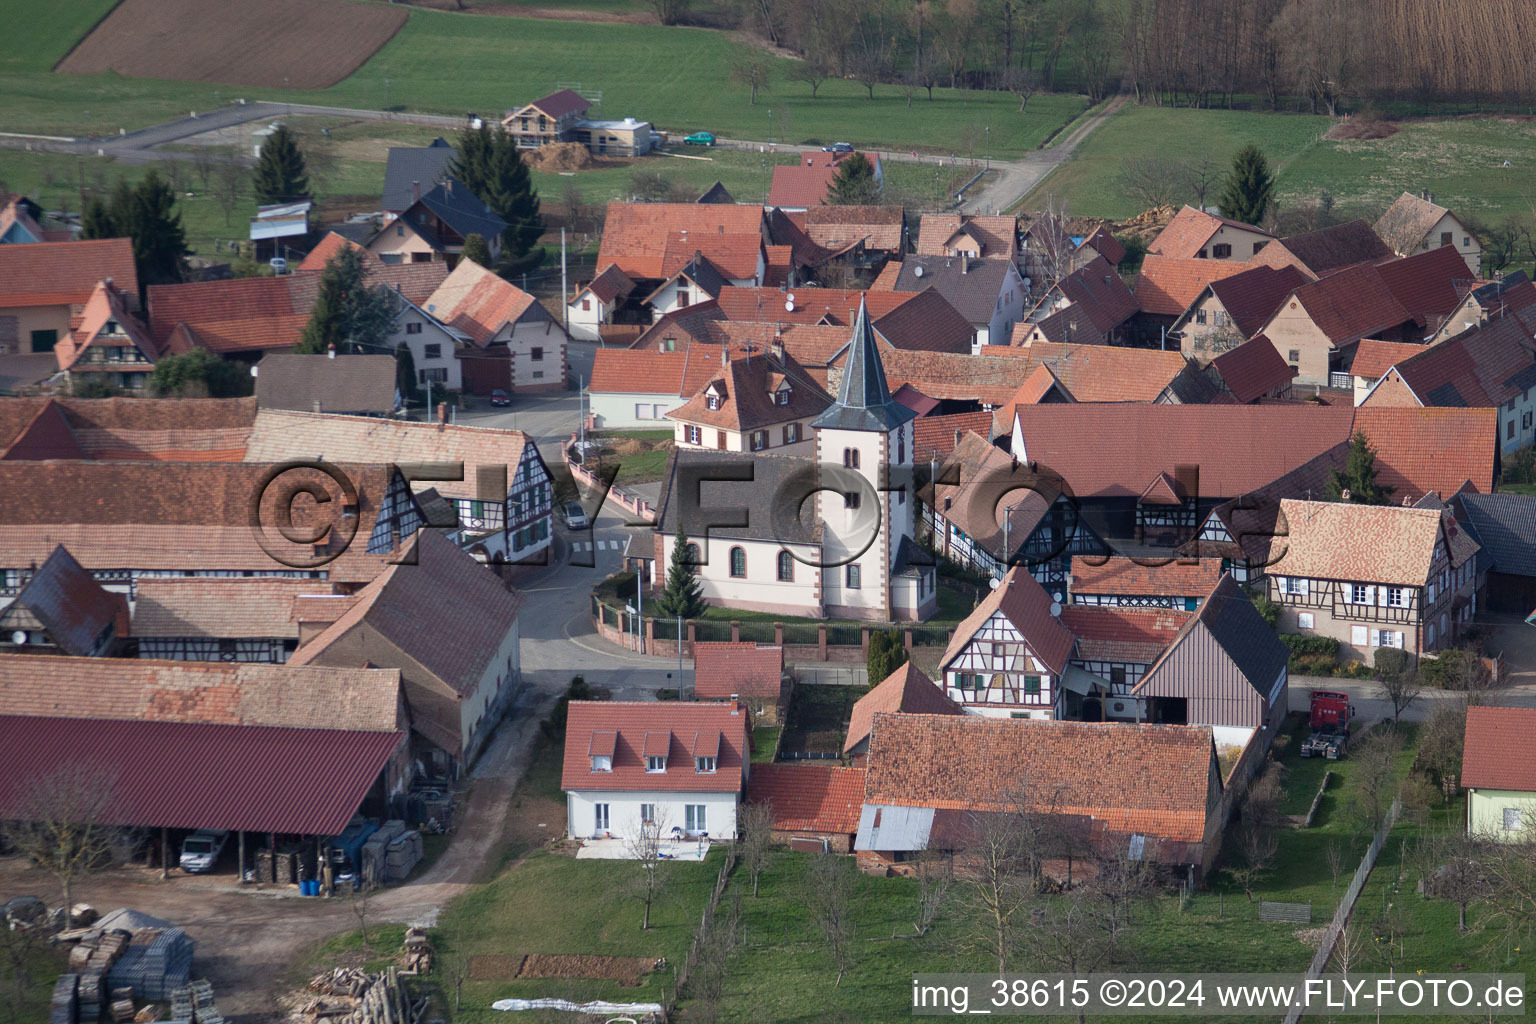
[384,78,391,109]
[985,126,991,171]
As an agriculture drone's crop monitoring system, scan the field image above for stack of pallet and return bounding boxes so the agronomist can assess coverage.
[359,821,407,888]
[384,832,423,882]
[49,975,77,1024]
[171,979,223,1024]
[107,987,136,1023]
[75,930,130,1023]
[401,928,433,974]
[107,925,194,1001]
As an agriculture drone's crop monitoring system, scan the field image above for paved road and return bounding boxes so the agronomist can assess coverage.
[960,94,1127,214]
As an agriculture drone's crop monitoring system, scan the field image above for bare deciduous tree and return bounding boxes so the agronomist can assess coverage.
[804,853,855,986]
[0,920,42,1023]
[1228,764,1284,901]
[211,154,246,228]
[0,764,130,917]
[1417,700,1467,800]
[1088,845,1154,943]
[738,801,775,897]
[350,883,373,956]
[730,53,774,105]
[912,848,953,937]
[959,787,1045,973]
[190,145,217,193]
[625,812,671,930]
[791,54,831,98]
[1118,156,1185,213]
[1185,153,1221,210]
[1324,840,1344,888]
[1015,885,1119,978]
[1350,728,1403,834]
[1418,830,1490,932]
[686,891,740,1018]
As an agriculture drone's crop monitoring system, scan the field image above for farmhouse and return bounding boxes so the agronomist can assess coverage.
[916,213,1019,262]
[562,700,749,841]
[1019,256,1139,347]
[411,259,569,395]
[129,576,320,664]
[52,281,179,392]
[1246,220,1393,280]
[1170,264,1308,365]
[0,239,138,356]
[1132,254,1250,344]
[887,255,1027,349]
[1376,191,1482,278]
[1069,556,1222,611]
[366,180,507,266]
[1450,493,1536,615]
[1147,206,1273,261]
[0,545,126,657]
[844,661,961,764]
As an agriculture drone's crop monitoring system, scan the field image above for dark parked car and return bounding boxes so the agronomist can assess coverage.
[489,389,511,407]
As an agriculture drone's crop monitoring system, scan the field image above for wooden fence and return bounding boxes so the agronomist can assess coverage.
[663,848,738,1019]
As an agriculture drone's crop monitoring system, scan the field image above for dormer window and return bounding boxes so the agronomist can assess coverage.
[706,395,721,411]
[104,319,120,335]
[646,755,667,772]
[775,385,792,405]
[696,756,717,773]
[591,754,612,772]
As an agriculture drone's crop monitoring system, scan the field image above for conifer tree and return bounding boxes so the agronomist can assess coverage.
[461,232,491,268]
[652,524,707,620]
[296,247,396,355]
[827,152,881,206]
[251,124,311,204]
[1218,144,1274,225]
[451,124,544,274]
[128,170,189,288]
[1328,431,1395,505]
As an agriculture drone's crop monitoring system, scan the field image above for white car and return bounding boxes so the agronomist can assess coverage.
[562,502,589,530]
[179,830,229,873]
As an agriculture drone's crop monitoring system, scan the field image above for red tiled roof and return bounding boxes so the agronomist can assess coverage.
[863,714,1217,845]
[1078,225,1126,266]
[1284,261,1411,345]
[0,715,401,835]
[798,205,904,252]
[869,346,1034,406]
[941,566,1076,675]
[917,214,1018,259]
[745,763,865,834]
[768,163,836,208]
[1375,244,1474,329]
[716,286,914,326]
[1251,220,1392,278]
[131,576,325,639]
[597,203,766,281]
[1210,339,1296,403]
[693,642,785,701]
[913,411,994,461]
[579,263,637,304]
[561,700,748,794]
[1033,256,1138,334]
[0,239,138,309]
[1204,265,1310,338]
[1059,605,1190,663]
[425,260,540,346]
[589,346,734,397]
[1462,705,1536,792]
[1008,403,1356,498]
[1351,405,1497,497]
[1350,339,1428,380]
[1133,254,1249,317]
[988,342,1192,404]
[865,288,974,353]
[667,348,831,432]
[1147,206,1270,259]
[1,399,84,460]
[1387,315,1536,408]
[298,231,369,272]
[3,545,127,655]
[844,662,959,755]
[523,88,591,120]
[147,276,311,355]
[1070,556,1223,597]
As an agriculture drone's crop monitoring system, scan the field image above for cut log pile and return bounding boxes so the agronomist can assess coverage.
[297,931,435,1024]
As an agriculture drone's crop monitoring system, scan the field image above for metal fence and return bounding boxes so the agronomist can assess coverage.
[794,665,868,687]
[693,619,732,643]
[1282,797,1402,1024]
[737,621,776,644]
[781,622,820,645]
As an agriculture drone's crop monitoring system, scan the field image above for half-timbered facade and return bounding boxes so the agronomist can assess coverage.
[1069,556,1223,611]
[129,577,324,663]
[939,567,1077,719]
[1252,500,1479,665]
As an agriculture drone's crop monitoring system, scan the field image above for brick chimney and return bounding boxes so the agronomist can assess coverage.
[437,402,448,430]
[412,180,421,204]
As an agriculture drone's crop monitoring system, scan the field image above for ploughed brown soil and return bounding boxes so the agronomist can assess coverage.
[471,953,657,985]
[399,0,656,24]
[55,0,408,89]
[1325,118,1401,141]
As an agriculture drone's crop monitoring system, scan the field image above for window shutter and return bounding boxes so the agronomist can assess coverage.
[1351,625,1368,646]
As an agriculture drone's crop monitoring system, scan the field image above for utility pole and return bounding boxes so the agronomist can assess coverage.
[678,612,684,695]
[560,227,568,335]
[578,374,586,453]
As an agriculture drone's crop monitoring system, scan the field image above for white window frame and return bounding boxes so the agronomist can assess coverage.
[685,425,702,445]
[640,803,656,824]
[591,754,612,772]
[594,803,610,832]
[1504,807,1523,831]
[695,756,717,774]
[685,804,707,832]
[1375,630,1403,649]
[1349,584,1374,605]
[1384,586,1406,608]
[646,755,667,773]
[1282,576,1308,597]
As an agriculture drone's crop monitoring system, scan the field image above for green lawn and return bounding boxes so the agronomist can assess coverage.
[1030,102,1536,224]
[0,0,117,70]
[750,724,780,763]
[1,3,1087,156]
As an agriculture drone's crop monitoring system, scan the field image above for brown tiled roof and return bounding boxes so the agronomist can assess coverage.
[1209,339,1296,403]
[579,263,637,304]
[0,399,85,460]
[1462,705,1536,791]
[289,529,523,753]
[987,342,1193,404]
[130,577,328,638]
[709,322,852,369]
[666,347,831,432]
[0,653,402,733]
[1256,220,1392,277]
[917,214,1018,259]
[867,288,975,354]
[425,260,542,346]
[597,203,766,281]
[716,286,914,326]
[745,763,865,834]
[692,642,785,701]
[1203,265,1310,338]
[861,346,1033,405]
[924,432,1057,561]
[1059,605,1190,663]
[561,700,748,794]
[147,276,312,355]
[0,239,138,309]
[863,713,1216,843]
[1387,315,1536,409]
[844,662,959,755]
[1375,192,1456,256]
[242,408,534,501]
[0,395,257,461]
[0,460,401,583]
[1351,405,1497,497]
[799,205,904,252]
[1070,556,1223,597]
[2,545,127,655]
[1133,254,1249,317]
[523,88,591,120]
[1349,339,1428,380]
[1008,403,1355,498]
[255,354,397,414]
[1147,205,1270,259]
[629,300,725,352]
[373,261,450,307]
[913,411,994,461]
[1032,256,1138,334]
[1263,499,1457,586]
[1375,244,1475,329]
[942,566,1076,675]
[1078,225,1126,266]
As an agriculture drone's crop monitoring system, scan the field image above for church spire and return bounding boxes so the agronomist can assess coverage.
[810,297,916,432]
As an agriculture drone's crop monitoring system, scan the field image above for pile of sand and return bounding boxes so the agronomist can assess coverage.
[1111,205,1176,241]
[524,143,595,173]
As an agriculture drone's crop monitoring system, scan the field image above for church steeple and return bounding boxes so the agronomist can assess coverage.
[810,297,916,433]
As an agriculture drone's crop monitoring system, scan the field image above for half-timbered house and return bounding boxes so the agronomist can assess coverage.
[130,577,324,663]
[938,566,1077,719]
[0,546,126,657]
[1068,556,1223,611]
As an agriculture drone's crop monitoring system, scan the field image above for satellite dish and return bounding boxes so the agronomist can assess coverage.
[10,631,26,645]
[1049,601,1062,617]
[913,265,925,278]
[987,577,1000,590]
[785,300,795,312]
[1052,591,1064,603]
[786,292,796,303]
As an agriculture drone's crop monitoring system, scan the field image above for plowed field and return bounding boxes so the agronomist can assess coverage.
[55,0,408,88]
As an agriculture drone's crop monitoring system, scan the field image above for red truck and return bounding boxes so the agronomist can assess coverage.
[1299,690,1355,760]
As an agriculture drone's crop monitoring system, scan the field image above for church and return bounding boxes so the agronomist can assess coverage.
[650,299,938,621]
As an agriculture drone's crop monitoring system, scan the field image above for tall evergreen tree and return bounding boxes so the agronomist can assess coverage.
[866,628,908,689]
[827,152,881,206]
[128,170,189,288]
[451,124,543,275]
[652,524,707,620]
[1328,431,1395,505]
[460,232,492,268]
[395,343,421,407]
[251,124,311,204]
[296,247,396,355]
[1218,144,1275,226]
